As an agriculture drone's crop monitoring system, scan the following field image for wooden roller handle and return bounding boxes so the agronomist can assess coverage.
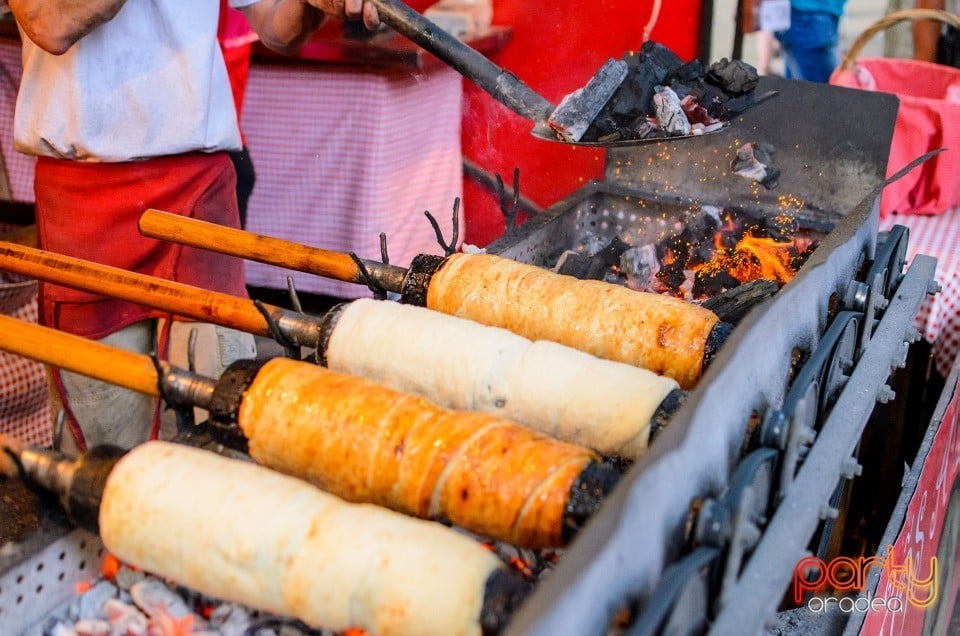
[139,209,364,283]
[0,241,274,338]
[0,312,160,397]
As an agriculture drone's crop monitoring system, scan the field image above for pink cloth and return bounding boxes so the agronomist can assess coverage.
[831,59,960,218]
[240,63,464,299]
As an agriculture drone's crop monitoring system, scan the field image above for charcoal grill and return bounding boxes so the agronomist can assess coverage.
[484,77,944,635]
[0,75,949,635]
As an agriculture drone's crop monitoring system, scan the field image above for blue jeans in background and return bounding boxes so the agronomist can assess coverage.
[776,9,841,83]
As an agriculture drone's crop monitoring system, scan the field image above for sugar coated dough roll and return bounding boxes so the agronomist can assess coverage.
[425,253,720,389]
[99,442,502,636]
[238,357,596,547]
[326,299,679,457]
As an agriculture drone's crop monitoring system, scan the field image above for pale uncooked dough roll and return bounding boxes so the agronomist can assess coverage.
[237,357,602,548]
[325,299,679,457]
[99,442,507,636]
[425,253,721,389]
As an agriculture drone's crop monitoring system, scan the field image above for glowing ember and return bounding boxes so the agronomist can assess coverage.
[697,234,800,285]
[101,553,121,581]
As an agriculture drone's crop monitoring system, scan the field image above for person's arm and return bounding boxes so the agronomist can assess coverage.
[7,0,128,55]
[914,0,946,62]
[241,0,379,55]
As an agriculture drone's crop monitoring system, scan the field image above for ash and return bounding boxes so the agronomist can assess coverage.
[26,565,331,636]
[28,540,557,636]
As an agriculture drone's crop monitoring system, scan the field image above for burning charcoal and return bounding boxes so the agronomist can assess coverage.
[130,579,195,622]
[792,243,819,270]
[72,619,111,636]
[706,58,759,95]
[722,91,763,116]
[102,598,148,635]
[609,42,682,119]
[656,261,687,292]
[680,95,718,126]
[757,215,799,243]
[554,250,609,280]
[549,58,628,143]
[731,142,781,189]
[208,603,254,636]
[665,59,706,86]
[608,70,656,121]
[47,623,78,636]
[682,210,721,242]
[694,268,742,297]
[114,564,148,591]
[620,244,660,291]
[636,40,684,78]
[587,113,621,140]
[627,116,667,139]
[653,86,691,136]
[595,235,631,267]
[658,232,691,264]
[68,581,120,622]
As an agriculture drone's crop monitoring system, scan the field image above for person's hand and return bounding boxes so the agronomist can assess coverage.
[0,433,25,479]
[306,0,380,31]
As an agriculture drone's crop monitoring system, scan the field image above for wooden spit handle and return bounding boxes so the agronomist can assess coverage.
[0,241,275,338]
[140,209,373,285]
[0,312,160,397]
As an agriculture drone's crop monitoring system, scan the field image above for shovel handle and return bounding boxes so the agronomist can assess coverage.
[369,0,554,122]
[139,209,408,293]
[0,312,161,397]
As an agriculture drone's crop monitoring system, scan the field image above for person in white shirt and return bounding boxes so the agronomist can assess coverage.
[1,0,379,454]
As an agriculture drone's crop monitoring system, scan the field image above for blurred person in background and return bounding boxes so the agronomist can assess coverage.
[0,0,380,454]
[884,0,957,62]
[775,0,849,81]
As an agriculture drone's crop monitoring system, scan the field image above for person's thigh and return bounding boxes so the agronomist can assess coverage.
[59,320,157,454]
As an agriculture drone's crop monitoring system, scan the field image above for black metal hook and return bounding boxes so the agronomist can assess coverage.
[379,231,390,265]
[497,167,521,230]
[350,251,389,300]
[424,197,461,256]
[286,276,305,315]
[253,299,299,358]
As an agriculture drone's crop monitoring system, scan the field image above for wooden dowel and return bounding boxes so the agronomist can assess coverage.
[139,209,365,283]
[0,241,274,338]
[0,313,160,397]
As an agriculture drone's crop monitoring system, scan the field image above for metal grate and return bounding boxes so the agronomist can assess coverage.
[0,529,104,634]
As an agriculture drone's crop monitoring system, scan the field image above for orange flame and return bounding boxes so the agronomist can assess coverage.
[698,235,799,285]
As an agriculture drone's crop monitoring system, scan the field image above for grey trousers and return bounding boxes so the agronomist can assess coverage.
[58,319,256,455]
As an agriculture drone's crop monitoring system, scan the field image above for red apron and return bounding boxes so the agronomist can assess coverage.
[34,152,249,338]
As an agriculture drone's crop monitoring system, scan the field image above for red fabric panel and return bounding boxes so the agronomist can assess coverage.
[34,152,248,339]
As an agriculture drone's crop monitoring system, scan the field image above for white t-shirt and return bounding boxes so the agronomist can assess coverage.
[6,0,259,162]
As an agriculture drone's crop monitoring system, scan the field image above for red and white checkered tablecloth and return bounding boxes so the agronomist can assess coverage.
[0,273,52,447]
[0,39,37,203]
[881,208,960,378]
[240,62,464,299]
